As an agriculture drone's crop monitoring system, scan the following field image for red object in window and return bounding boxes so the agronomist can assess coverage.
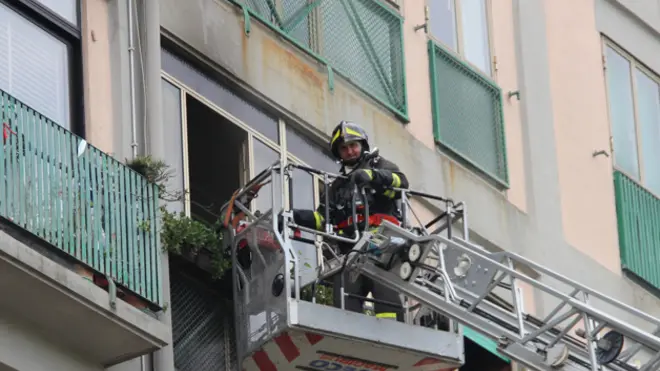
[235,222,281,252]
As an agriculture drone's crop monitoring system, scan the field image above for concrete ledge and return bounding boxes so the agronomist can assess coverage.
[0,228,170,367]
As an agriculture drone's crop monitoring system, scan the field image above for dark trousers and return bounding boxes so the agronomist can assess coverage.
[332,267,404,322]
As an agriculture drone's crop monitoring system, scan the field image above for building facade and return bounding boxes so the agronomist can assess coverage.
[1,0,660,370]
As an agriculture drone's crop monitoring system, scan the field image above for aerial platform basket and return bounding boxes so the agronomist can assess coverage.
[222,160,465,371]
[223,154,660,371]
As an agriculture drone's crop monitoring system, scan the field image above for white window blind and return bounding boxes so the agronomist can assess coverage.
[0,2,71,129]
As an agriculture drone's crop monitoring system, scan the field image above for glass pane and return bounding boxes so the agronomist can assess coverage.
[289,165,318,287]
[460,0,491,75]
[290,166,316,210]
[33,0,78,25]
[161,78,185,213]
[285,126,338,174]
[0,3,71,128]
[253,139,283,214]
[429,0,457,50]
[634,68,660,194]
[161,49,280,143]
[605,47,639,179]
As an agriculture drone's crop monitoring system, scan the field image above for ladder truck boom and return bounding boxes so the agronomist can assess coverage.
[351,220,660,371]
[224,160,660,371]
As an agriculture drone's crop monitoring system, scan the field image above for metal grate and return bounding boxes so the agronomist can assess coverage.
[171,270,236,371]
[233,0,407,119]
[0,89,163,306]
[428,40,508,187]
[614,170,660,290]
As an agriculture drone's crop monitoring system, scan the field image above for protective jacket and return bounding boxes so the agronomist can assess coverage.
[292,153,409,238]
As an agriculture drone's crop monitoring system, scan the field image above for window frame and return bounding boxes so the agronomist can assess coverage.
[602,37,660,196]
[0,0,84,135]
[426,0,496,78]
[161,71,328,218]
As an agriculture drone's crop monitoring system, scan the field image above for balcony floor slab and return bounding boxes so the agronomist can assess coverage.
[0,223,170,367]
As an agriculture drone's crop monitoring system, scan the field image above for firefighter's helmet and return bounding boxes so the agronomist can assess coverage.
[330,121,370,162]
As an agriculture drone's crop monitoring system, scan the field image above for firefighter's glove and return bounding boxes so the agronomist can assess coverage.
[349,169,373,188]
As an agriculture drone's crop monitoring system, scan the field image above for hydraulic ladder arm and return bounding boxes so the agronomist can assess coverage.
[346,218,660,371]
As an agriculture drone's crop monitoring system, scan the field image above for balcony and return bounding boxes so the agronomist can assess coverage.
[231,0,408,120]
[0,90,169,367]
[614,170,660,290]
[428,40,508,188]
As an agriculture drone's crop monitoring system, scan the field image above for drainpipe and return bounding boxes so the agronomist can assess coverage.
[127,0,138,158]
[142,0,174,370]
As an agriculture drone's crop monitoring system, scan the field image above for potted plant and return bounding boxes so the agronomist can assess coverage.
[125,156,231,280]
[159,206,230,279]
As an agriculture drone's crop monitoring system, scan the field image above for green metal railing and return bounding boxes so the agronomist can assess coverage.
[0,90,163,307]
[428,40,508,187]
[614,170,660,290]
[233,0,408,120]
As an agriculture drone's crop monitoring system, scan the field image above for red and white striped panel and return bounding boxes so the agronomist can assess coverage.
[241,330,460,371]
[242,331,323,371]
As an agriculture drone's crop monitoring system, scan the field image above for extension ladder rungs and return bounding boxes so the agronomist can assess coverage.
[347,221,660,371]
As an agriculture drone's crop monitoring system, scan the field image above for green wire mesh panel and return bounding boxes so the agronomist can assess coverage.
[171,270,235,371]
[0,89,163,306]
[428,40,508,186]
[236,0,407,118]
[614,170,660,290]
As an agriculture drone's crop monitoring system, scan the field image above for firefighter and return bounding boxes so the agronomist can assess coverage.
[290,120,409,322]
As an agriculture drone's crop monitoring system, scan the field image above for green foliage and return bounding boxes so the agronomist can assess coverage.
[125,155,170,183]
[126,155,230,279]
[125,155,183,202]
[159,206,231,279]
[301,283,334,306]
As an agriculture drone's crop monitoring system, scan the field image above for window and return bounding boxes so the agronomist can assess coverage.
[428,0,492,76]
[0,0,81,132]
[604,42,660,195]
[33,0,78,25]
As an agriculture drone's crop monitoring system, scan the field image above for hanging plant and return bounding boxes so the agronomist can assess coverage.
[160,206,230,279]
[125,155,184,202]
[125,155,231,279]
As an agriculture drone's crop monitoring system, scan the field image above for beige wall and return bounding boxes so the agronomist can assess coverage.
[81,0,114,154]
[401,2,435,151]
[490,0,526,213]
[402,1,527,212]
[544,0,621,274]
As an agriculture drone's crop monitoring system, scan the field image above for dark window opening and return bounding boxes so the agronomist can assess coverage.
[460,338,511,371]
[186,93,247,226]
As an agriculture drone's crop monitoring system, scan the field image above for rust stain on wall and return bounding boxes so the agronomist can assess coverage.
[241,22,249,73]
[262,36,323,87]
[261,36,325,121]
[447,160,456,193]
